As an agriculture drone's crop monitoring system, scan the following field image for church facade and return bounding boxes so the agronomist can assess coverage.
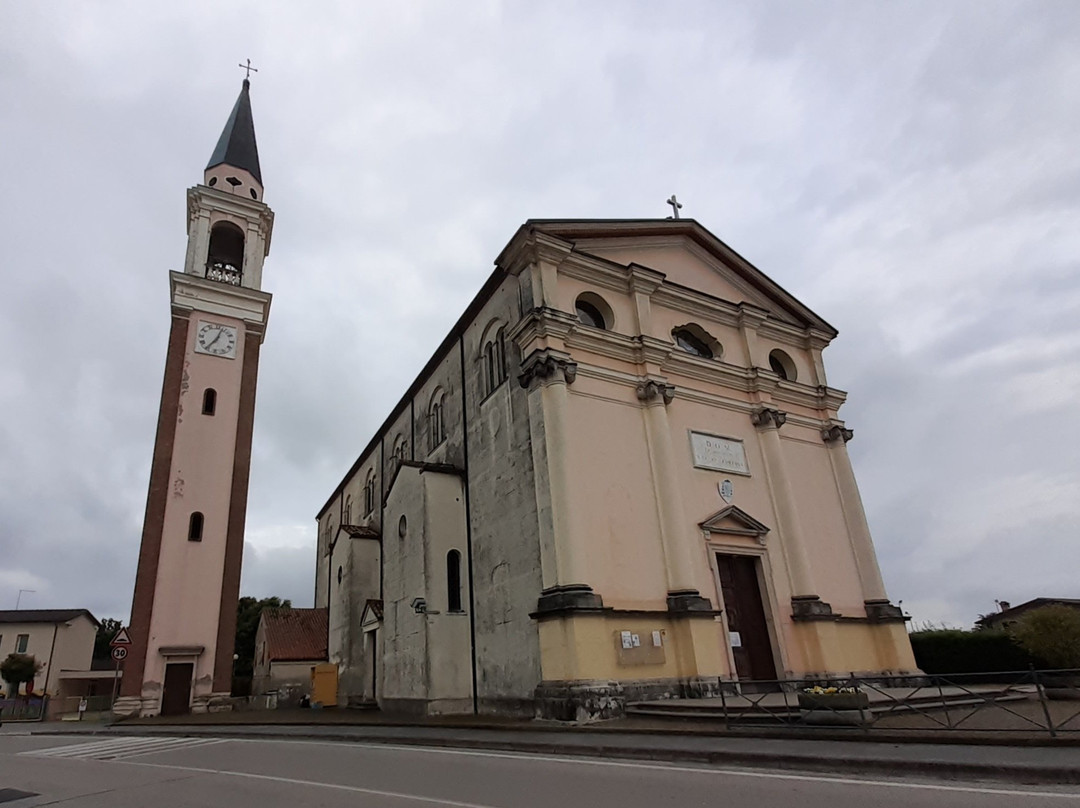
[316,219,917,719]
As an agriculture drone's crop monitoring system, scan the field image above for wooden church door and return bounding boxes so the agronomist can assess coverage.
[715,553,778,683]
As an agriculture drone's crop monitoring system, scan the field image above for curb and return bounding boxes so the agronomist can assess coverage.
[24,725,1080,786]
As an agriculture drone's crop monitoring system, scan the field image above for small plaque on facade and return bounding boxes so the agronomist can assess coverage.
[690,432,750,475]
[719,479,734,503]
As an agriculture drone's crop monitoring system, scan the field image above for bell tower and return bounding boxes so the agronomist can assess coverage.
[115,78,274,716]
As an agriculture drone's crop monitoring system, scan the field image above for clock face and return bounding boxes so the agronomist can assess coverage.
[195,321,238,358]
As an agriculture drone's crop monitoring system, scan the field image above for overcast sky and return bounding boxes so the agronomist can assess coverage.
[1,2,1077,630]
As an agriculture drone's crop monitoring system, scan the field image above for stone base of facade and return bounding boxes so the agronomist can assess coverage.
[534,675,725,722]
[110,696,144,717]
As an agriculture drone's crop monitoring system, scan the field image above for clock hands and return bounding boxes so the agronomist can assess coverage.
[206,328,224,349]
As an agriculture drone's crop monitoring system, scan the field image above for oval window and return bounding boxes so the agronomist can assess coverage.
[575,300,606,330]
[398,514,407,538]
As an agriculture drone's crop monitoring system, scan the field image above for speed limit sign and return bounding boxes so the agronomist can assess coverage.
[111,646,128,661]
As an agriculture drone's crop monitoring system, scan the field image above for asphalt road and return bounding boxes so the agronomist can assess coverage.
[1,733,1077,807]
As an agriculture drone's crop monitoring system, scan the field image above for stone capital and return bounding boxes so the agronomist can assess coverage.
[821,424,854,443]
[636,378,676,405]
[518,349,578,389]
[750,407,787,430]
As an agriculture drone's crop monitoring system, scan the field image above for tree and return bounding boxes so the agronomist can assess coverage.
[93,618,124,663]
[1,654,43,699]
[1010,605,1080,669]
[233,596,291,681]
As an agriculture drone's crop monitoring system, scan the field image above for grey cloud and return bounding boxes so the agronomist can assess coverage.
[1,1,1077,630]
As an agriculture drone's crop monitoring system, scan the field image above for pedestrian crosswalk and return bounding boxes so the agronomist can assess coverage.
[20,736,226,761]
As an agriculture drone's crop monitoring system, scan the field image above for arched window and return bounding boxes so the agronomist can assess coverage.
[343,495,352,525]
[672,324,720,360]
[769,349,797,382]
[393,435,408,464]
[428,391,446,450]
[202,388,217,416]
[480,321,509,397]
[206,222,245,286]
[447,550,462,612]
[188,512,204,542]
[495,328,507,385]
[574,292,613,331]
[364,470,376,516]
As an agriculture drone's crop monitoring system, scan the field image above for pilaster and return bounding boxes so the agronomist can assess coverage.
[520,349,603,614]
[751,407,832,617]
[821,424,902,616]
[636,379,712,612]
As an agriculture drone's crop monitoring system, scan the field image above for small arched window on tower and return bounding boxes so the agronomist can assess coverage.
[447,550,462,613]
[202,388,217,416]
[206,221,245,287]
[188,512,204,542]
[343,495,352,525]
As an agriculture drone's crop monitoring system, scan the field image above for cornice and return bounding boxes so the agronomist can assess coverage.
[170,271,272,334]
[497,228,574,276]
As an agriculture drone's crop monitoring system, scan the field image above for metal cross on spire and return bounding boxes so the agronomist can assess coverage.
[666,195,683,219]
[238,58,259,81]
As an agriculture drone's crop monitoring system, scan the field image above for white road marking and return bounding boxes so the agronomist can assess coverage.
[121,761,503,808]
[21,736,226,761]
[22,734,1080,800]
[225,737,1080,800]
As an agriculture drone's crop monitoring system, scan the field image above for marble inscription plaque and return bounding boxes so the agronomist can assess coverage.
[690,432,749,475]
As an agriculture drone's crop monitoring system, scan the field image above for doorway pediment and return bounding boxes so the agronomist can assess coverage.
[700,506,770,544]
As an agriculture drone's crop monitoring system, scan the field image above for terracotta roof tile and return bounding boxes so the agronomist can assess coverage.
[261,608,328,662]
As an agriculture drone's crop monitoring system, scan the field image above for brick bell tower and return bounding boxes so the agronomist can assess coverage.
[115,78,274,716]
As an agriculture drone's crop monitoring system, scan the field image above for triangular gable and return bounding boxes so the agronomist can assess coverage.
[525,220,836,336]
[700,505,770,537]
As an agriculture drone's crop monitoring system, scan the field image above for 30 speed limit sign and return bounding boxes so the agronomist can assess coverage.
[111,646,128,661]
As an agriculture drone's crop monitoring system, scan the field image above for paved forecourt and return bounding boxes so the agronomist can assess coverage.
[1,733,1078,807]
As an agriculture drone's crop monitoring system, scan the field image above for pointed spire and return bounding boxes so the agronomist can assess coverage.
[206,79,262,185]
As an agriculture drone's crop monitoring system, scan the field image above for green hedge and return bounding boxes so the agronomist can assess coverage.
[909,629,1042,675]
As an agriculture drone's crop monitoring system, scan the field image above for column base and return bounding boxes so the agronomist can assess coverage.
[864,599,908,622]
[666,589,714,613]
[535,584,605,616]
[791,595,835,620]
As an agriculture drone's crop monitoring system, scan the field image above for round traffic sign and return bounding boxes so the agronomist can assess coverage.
[111,646,128,661]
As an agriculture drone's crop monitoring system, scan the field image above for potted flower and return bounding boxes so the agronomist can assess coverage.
[798,686,871,726]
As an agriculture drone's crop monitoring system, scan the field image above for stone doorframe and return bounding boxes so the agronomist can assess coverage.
[706,543,789,683]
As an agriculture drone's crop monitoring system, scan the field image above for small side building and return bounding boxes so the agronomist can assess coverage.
[0,609,99,699]
[976,598,1080,631]
[252,608,328,705]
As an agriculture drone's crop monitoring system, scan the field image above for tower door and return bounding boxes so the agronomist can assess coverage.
[715,554,777,682]
[161,663,193,716]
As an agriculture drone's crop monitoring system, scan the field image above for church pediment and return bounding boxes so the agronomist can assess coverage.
[699,506,770,539]
[521,220,836,336]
